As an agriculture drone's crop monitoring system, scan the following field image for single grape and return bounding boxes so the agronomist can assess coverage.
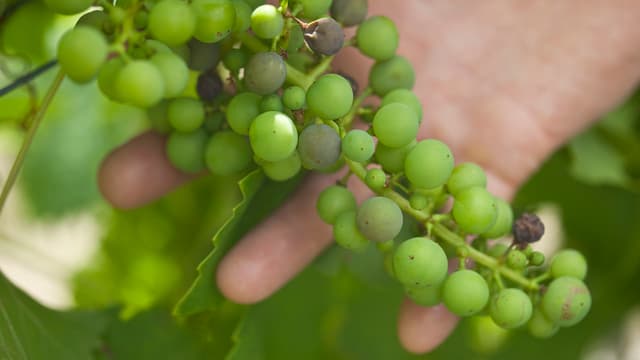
[191,0,236,43]
[316,185,357,225]
[452,187,498,234]
[227,92,262,135]
[487,243,509,258]
[356,16,398,61]
[250,4,284,39]
[298,124,341,170]
[261,153,302,181]
[365,168,386,191]
[114,60,165,107]
[549,249,587,280]
[249,111,298,162]
[134,10,148,30]
[375,140,416,174]
[303,17,345,56]
[409,193,428,211]
[529,251,546,266]
[342,129,374,163]
[541,277,591,327]
[223,48,249,72]
[167,98,205,132]
[205,131,253,175]
[147,101,172,134]
[381,89,423,122]
[442,270,490,317]
[330,0,367,27]
[513,212,545,245]
[166,129,208,173]
[282,86,306,110]
[369,55,416,96]
[203,112,225,133]
[76,10,109,30]
[404,139,454,189]
[98,57,125,101]
[356,196,403,242]
[527,309,559,338]
[244,52,287,95]
[148,0,195,46]
[489,288,533,329]
[286,23,305,53]
[405,283,442,307]
[333,211,369,252]
[187,39,220,71]
[196,71,224,101]
[373,103,419,148]
[259,94,283,112]
[109,7,126,25]
[293,0,331,20]
[232,0,252,32]
[150,52,190,98]
[447,163,487,196]
[481,198,514,239]
[306,74,354,119]
[393,237,448,288]
[57,27,108,83]
[45,0,92,14]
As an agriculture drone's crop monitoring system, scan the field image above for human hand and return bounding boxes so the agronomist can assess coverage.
[98,0,640,353]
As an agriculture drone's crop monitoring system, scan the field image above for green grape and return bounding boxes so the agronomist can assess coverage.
[330,0,367,27]
[244,52,287,95]
[541,277,591,327]
[148,0,195,46]
[205,131,253,175]
[57,27,108,83]
[506,250,527,270]
[114,60,165,107]
[452,187,498,234]
[167,98,205,132]
[393,237,448,287]
[191,0,236,43]
[303,18,345,56]
[333,211,369,252]
[405,283,442,307]
[227,92,262,135]
[529,251,546,266]
[187,39,220,71]
[250,4,284,39]
[342,129,374,163]
[76,10,109,30]
[44,0,92,14]
[261,153,302,181]
[293,0,331,20]
[150,52,190,98]
[527,309,559,338]
[306,74,354,119]
[109,7,126,25]
[373,103,419,148]
[316,185,356,225]
[203,112,224,133]
[375,140,415,174]
[487,243,509,258]
[356,16,398,61]
[147,101,172,133]
[381,89,423,122]
[365,168,386,191]
[286,24,305,53]
[259,94,283,112]
[369,55,416,96]
[549,249,587,280]
[249,111,298,162]
[356,196,403,242]
[232,0,251,32]
[223,48,249,72]
[405,139,454,189]
[287,51,315,72]
[489,288,533,329]
[442,270,490,317]
[166,129,208,173]
[134,10,148,30]
[283,86,306,110]
[409,193,428,211]
[98,57,125,101]
[447,163,487,196]
[298,124,341,170]
[481,198,513,239]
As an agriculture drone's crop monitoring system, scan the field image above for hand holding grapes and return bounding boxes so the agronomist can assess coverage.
[96,0,640,354]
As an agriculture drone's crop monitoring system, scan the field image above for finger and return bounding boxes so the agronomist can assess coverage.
[397,300,459,354]
[98,131,194,209]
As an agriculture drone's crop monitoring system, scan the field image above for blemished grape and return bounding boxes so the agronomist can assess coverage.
[196,71,223,101]
[261,153,302,181]
[57,27,108,83]
[481,198,514,239]
[298,124,341,170]
[381,89,423,122]
[223,48,249,72]
[409,193,428,211]
[166,129,208,173]
[375,140,416,174]
[45,0,92,14]
[293,0,331,20]
[114,60,165,108]
[205,131,253,175]
[250,4,284,39]
[452,187,498,234]
[244,52,287,95]
[356,16,398,61]
[373,103,419,148]
[303,18,345,56]
[259,94,284,112]
[342,129,374,163]
[356,196,403,242]
[333,211,369,252]
[150,52,190,98]
[447,163,487,196]
[282,86,306,110]
[232,0,252,32]
[191,0,236,43]
[98,57,125,101]
[187,39,220,71]
[306,74,354,120]
[168,98,205,132]
[442,270,490,317]
[249,111,298,162]
[330,0,367,27]
[405,139,454,189]
[369,55,416,96]
[317,185,356,225]
[549,249,587,280]
[365,168,386,191]
[489,288,533,329]
[541,276,591,327]
[227,92,261,135]
[148,0,195,46]
[529,251,546,266]
[393,237,448,287]
[527,309,559,338]
[405,284,442,307]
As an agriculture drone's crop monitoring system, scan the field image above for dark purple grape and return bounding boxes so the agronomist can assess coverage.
[196,71,224,101]
[302,17,345,56]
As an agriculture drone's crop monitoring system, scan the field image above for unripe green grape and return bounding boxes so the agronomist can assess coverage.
[149,52,190,98]
[405,283,442,307]
[147,101,172,134]
[527,309,559,338]
[447,162,487,196]
[223,48,249,72]
[356,16,398,61]
[232,0,251,32]
[148,0,195,46]
[393,237,448,288]
[134,10,148,30]
[373,103,419,149]
[342,129,374,163]
[298,124,341,170]
[381,89,423,122]
[205,131,252,175]
[529,251,546,266]
[57,27,108,83]
[203,112,224,133]
[244,52,287,95]
[249,111,298,162]
[76,10,109,30]
[167,98,205,132]
[375,140,415,174]
[306,74,354,119]
[481,198,514,239]
[487,243,508,258]
[506,249,527,270]
[187,39,220,71]
[286,24,305,53]
[452,187,497,234]
[356,196,403,242]
[542,277,591,327]
[98,57,125,101]
[369,55,415,96]
[166,130,208,173]
[109,7,126,25]
[259,94,283,112]
[250,4,284,39]
[333,210,369,252]
[45,0,92,14]
[442,270,490,317]
[191,0,235,43]
[409,193,428,211]
[227,92,262,135]
[365,168,386,191]
[293,0,331,20]
[330,0,367,27]
[261,153,301,181]
[550,249,587,280]
[489,288,533,329]
[405,139,454,189]
[115,60,165,108]
[316,185,357,225]
[282,86,306,110]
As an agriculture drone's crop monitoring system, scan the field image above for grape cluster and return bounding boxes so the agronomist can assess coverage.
[47,0,591,338]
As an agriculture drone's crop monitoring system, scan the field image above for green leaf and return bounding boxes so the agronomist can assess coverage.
[0,271,108,360]
[568,129,629,186]
[175,170,304,316]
